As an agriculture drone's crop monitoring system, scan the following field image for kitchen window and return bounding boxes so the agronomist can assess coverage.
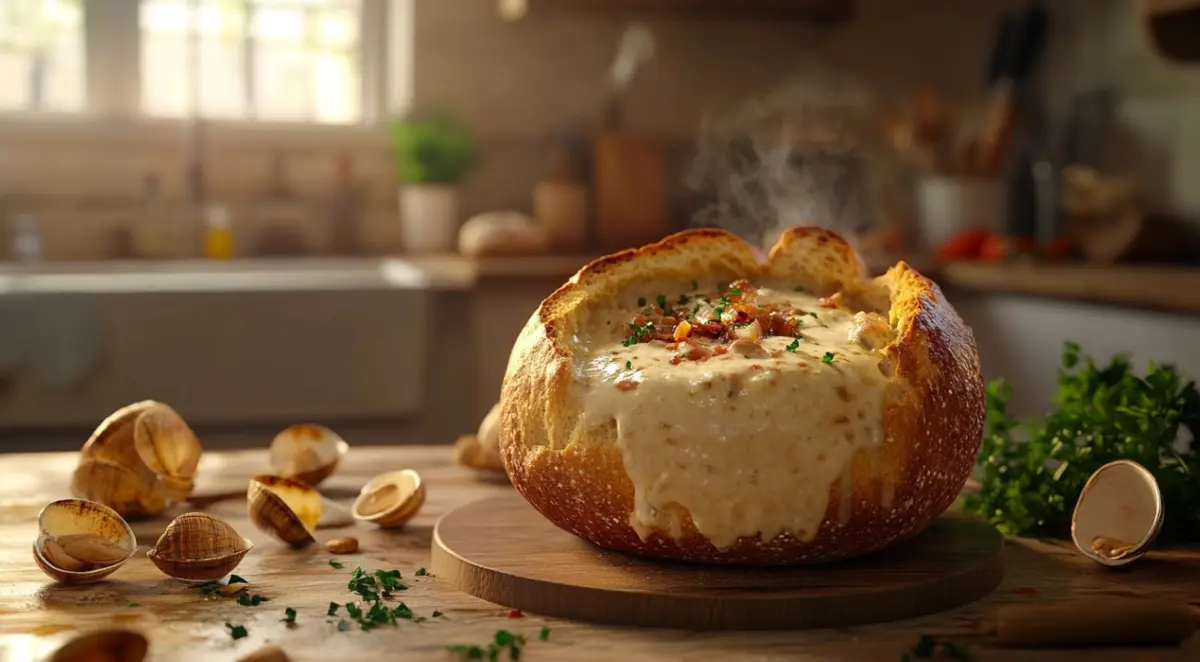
[0,0,406,126]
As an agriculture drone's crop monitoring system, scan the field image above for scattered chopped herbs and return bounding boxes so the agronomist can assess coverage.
[336,619,350,632]
[328,559,344,569]
[539,626,551,641]
[728,286,742,297]
[415,568,428,576]
[637,296,646,307]
[691,303,701,317]
[432,610,444,618]
[901,635,972,661]
[327,602,340,616]
[126,602,141,608]
[339,567,418,632]
[237,593,269,607]
[655,294,667,309]
[822,352,835,364]
[786,338,800,352]
[228,574,248,585]
[448,630,528,661]
[964,341,1200,542]
[282,607,297,625]
[677,294,690,305]
[225,623,248,640]
[625,360,632,370]
[809,312,818,319]
[197,583,222,598]
[622,321,654,346]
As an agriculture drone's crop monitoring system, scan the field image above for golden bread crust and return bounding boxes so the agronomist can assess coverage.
[499,227,984,565]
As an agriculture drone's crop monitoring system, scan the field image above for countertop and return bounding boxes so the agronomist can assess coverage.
[1,446,1198,661]
[3,254,1200,316]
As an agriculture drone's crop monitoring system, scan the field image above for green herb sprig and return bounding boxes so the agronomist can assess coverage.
[447,630,527,660]
[964,341,1200,542]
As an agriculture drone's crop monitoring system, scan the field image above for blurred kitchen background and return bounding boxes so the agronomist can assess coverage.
[1,0,1198,452]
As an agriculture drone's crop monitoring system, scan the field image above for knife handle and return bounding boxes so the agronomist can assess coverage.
[989,599,1196,648]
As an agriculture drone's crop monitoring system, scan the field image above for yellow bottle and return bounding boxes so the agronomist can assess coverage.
[203,205,233,259]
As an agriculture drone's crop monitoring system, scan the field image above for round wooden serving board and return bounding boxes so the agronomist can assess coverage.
[431,493,1004,631]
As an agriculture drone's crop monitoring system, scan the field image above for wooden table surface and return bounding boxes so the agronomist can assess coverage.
[0,446,1197,662]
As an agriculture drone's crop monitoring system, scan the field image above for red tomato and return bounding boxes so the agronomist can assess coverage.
[935,228,992,261]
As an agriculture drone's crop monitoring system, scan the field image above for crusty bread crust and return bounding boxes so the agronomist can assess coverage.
[499,227,984,565]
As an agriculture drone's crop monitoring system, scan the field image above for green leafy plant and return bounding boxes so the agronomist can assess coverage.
[388,110,474,184]
[964,341,1200,542]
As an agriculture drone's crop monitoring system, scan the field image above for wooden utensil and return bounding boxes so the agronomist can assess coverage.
[592,130,670,251]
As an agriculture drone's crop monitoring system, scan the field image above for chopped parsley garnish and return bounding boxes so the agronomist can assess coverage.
[539,626,551,641]
[229,574,248,585]
[282,607,297,624]
[415,568,428,576]
[339,567,417,632]
[625,360,632,370]
[327,602,340,616]
[448,630,528,661]
[637,296,646,307]
[902,635,973,661]
[677,293,690,304]
[432,610,444,618]
[655,294,667,309]
[225,623,248,640]
[622,321,654,346]
[237,593,269,607]
[786,338,800,352]
[809,312,819,319]
[822,352,835,364]
[328,559,344,569]
[728,286,742,296]
[126,602,141,608]
[691,303,701,317]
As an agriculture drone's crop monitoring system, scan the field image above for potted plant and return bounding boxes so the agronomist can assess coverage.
[388,109,475,253]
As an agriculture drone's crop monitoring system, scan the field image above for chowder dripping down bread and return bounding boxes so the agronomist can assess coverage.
[499,227,985,565]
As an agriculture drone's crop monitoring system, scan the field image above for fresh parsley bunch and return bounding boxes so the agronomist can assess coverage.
[965,341,1200,542]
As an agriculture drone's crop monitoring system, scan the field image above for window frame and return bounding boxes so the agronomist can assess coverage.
[0,0,411,143]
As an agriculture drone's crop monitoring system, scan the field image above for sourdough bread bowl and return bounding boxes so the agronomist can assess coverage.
[499,226,984,565]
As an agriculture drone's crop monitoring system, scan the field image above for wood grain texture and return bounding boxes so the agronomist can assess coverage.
[0,447,1196,661]
[431,494,1004,630]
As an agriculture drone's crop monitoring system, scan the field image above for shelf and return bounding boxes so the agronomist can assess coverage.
[499,0,852,22]
[934,262,1200,315]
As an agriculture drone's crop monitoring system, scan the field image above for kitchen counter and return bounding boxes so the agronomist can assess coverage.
[0,445,1197,661]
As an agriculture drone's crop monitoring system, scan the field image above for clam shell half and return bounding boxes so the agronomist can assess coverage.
[147,512,253,583]
[247,474,322,547]
[34,499,137,584]
[351,469,425,528]
[268,424,349,487]
[1071,459,1164,567]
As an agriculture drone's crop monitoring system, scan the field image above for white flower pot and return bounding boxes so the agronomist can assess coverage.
[399,183,461,254]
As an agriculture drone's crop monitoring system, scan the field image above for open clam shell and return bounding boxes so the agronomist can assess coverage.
[1071,459,1164,567]
[147,512,253,583]
[268,424,349,487]
[34,499,137,584]
[351,470,425,528]
[247,474,322,547]
[69,459,170,520]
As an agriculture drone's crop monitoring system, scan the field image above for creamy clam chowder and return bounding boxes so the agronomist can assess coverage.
[576,279,896,550]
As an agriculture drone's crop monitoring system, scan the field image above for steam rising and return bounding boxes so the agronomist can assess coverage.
[684,66,900,250]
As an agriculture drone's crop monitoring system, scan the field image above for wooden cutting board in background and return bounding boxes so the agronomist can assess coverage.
[431,493,1004,630]
[592,130,671,251]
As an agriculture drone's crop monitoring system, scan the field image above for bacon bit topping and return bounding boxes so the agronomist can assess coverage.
[621,279,844,364]
[818,292,846,309]
[615,379,639,391]
[508,609,524,618]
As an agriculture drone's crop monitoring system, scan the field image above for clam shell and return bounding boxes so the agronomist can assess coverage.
[132,402,202,479]
[47,628,148,662]
[351,469,425,528]
[268,424,349,487]
[147,512,253,582]
[34,499,137,584]
[1071,459,1164,567]
[247,475,321,547]
[70,458,168,519]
